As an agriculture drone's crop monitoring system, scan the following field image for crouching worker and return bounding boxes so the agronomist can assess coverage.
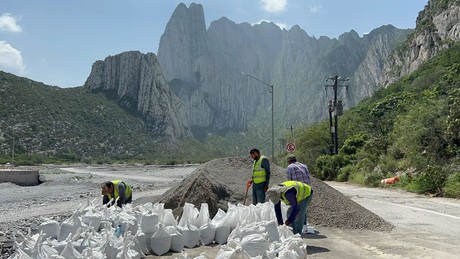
[101,180,132,208]
[266,181,312,235]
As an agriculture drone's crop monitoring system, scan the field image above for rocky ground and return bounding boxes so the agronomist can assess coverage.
[0,157,393,258]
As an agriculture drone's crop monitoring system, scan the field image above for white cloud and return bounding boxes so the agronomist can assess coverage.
[0,41,26,74]
[254,19,289,30]
[0,13,22,33]
[309,5,323,13]
[259,0,287,13]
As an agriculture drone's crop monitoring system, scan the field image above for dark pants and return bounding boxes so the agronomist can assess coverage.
[252,182,266,205]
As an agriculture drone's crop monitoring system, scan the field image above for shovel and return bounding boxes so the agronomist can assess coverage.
[243,179,252,205]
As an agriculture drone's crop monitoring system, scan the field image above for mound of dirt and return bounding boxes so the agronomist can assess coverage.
[158,156,394,232]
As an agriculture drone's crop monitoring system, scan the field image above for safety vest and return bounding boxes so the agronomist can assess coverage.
[280,181,311,205]
[107,180,132,200]
[252,155,267,184]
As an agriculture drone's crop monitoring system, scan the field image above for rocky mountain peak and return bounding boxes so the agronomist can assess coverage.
[84,51,192,140]
[380,0,460,87]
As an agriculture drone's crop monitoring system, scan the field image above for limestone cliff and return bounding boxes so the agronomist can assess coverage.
[157,3,411,136]
[381,0,460,86]
[84,51,192,140]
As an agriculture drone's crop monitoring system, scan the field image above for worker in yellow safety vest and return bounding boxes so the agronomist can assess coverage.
[247,148,271,205]
[266,181,312,235]
[101,180,132,208]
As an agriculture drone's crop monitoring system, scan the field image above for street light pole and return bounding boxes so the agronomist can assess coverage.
[242,73,275,163]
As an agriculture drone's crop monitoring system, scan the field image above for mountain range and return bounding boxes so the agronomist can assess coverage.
[2,0,459,162]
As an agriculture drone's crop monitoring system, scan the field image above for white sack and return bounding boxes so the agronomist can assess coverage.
[199,223,215,246]
[216,246,251,259]
[81,215,101,231]
[162,209,177,227]
[166,227,184,253]
[38,220,60,240]
[140,212,158,234]
[240,234,270,257]
[180,223,200,248]
[178,203,198,227]
[59,240,82,259]
[195,203,210,228]
[150,224,171,256]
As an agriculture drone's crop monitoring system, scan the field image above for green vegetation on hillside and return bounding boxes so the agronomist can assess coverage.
[290,44,460,198]
[0,72,219,165]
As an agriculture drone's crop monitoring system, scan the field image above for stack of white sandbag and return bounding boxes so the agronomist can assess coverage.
[8,199,306,259]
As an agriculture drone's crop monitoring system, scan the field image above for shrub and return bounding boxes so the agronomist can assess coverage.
[337,165,353,182]
[443,172,460,198]
[406,166,447,194]
[364,166,385,187]
[348,171,366,185]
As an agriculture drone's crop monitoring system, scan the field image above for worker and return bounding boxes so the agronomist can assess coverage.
[248,148,271,205]
[101,180,132,208]
[287,155,313,230]
[266,181,312,235]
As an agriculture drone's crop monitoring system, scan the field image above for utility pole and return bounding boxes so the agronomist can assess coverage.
[325,75,349,154]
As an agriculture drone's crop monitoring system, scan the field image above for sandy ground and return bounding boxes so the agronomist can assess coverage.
[2,164,460,258]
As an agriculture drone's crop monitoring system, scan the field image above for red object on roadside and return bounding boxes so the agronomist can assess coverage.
[381,176,400,184]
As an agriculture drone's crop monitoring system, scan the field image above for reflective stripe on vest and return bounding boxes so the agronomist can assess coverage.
[107,180,132,200]
[280,180,311,205]
[252,155,267,184]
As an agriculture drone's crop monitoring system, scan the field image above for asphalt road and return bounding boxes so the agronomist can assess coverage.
[305,182,460,259]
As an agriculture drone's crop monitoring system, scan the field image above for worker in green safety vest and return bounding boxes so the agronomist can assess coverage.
[266,181,312,235]
[247,148,271,205]
[101,180,132,208]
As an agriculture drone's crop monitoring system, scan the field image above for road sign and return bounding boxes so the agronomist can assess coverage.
[286,143,296,152]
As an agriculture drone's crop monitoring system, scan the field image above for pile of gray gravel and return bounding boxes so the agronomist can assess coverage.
[159,156,394,232]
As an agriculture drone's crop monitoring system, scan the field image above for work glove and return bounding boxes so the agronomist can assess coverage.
[284,220,291,226]
[263,185,268,192]
[247,179,252,188]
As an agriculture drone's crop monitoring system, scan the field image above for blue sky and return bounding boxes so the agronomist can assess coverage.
[0,0,428,88]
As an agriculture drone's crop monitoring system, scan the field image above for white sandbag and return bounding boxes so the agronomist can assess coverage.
[162,209,177,227]
[38,220,60,240]
[140,212,159,234]
[17,230,35,256]
[263,220,280,242]
[116,237,141,259]
[215,246,251,259]
[7,247,31,259]
[199,222,215,246]
[212,208,231,245]
[59,213,82,241]
[178,203,198,227]
[134,231,150,256]
[44,239,66,254]
[81,215,101,231]
[179,223,200,248]
[150,224,171,256]
[214,225,231,245]
[195,203,210,228]
[278,225,294,241]
[31,232,59,259]
[81,247,105,259]
[76,229,102,253]
[59,240,82,259]
[280,235,307,258]
[142,232,154,254]
[166,227,184,253]
[240,234,270,257]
